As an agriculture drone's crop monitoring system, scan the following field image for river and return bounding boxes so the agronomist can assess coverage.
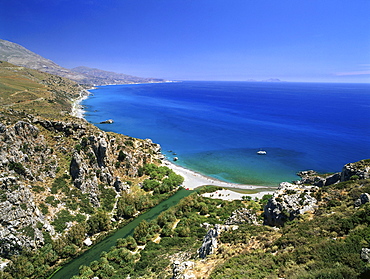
[51,188,194,279]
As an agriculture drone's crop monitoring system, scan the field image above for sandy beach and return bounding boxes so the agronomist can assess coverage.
[71,89,92,118]
[163,160,275,200]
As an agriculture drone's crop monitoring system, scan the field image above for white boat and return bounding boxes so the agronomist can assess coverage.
[257,150,267,155]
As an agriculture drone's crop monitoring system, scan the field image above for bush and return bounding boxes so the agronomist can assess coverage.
[8,162,26,176]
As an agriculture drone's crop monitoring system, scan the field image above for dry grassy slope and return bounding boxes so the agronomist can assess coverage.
[0,61,83,119]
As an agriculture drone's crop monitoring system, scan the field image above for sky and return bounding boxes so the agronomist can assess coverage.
[1,0,370,83]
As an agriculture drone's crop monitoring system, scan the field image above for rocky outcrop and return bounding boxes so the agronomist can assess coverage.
[361,248,370,262]
[198,224,237,259]
[224,208,260,225]
[296,170,340,187]
[0,177,53,257]
[0,112,163,257]
[113,177,130,192]
[0,120,58,181]
[264,182,318,227]
[341,160,370,181]
[33,118,87,138]
[355,193,370,207]
[172,260,196,279]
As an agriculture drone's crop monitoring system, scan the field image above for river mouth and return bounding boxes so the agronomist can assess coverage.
[52,189,194,279]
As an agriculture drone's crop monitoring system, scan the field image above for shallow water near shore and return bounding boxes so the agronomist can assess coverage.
[82,81,370,186]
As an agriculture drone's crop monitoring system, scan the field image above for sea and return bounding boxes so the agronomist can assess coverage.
[82,81,370,186]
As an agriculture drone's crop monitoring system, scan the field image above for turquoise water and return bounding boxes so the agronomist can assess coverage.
[82,81,370,186]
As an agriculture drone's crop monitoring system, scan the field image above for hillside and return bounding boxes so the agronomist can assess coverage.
[0,39,166,85]
[0,39,85,82]
[0,61,84,118]
[70,66,167,85]
[0,62,179,277]
[54,160,367,279]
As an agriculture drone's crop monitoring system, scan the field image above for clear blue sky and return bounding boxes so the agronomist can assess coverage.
[1,0,370,82]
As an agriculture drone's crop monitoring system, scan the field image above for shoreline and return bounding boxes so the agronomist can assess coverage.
[163,160,275,199]
[71,88,93,118]
[71,85,276,198]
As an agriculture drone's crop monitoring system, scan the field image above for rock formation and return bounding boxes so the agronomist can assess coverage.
[172,260,196,279]
[355,193,370,207]
[296,170,340,187]
[341,160,370,181]
[224,208,260,225]
[0,111,162,257]
[264,182,318,227]
[265,159,370,227]
[198,224,237,259]
[0,176,54,257]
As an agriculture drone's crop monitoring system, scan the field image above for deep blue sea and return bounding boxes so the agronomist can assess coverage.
[82,81,370,186]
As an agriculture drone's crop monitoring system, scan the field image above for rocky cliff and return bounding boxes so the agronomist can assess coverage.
[0,110,162,258]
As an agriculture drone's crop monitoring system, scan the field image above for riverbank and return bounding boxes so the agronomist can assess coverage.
[163,160,275,198]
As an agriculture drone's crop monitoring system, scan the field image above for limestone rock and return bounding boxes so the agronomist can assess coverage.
[172,260,196,279]
[361,248,370,262]
[225,208,260,225]
[0,177,52,257]
[296,170,340,187]
[83,237,93,246]
[114,177,130,192]
[198,224,237,259]
[355,193,370,207]
[341,160,370,181]
[264,182,318,227]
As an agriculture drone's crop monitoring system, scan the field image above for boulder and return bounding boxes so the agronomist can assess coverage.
[355,193,370,207]
[361,248,370,262]
[14,121,39,139]
[114,177,130,192]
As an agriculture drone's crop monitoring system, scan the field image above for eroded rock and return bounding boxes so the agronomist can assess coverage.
[264,182,318,227]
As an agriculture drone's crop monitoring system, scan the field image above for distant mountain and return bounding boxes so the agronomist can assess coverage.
[70,66,166,85]
[0,39,85,81]
[0,39,166,85]
[262,78,282,82]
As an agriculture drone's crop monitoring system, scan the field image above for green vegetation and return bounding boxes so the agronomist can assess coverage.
[71,188,246,279]
[0,61,81,118]
[141,163,184,194]
[210,179,370,279]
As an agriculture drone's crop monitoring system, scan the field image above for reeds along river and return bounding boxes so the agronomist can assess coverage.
[52,188,193,279]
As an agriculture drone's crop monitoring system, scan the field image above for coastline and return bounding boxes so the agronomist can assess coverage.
[71,86,276,199]
[163,160,275,199]
[71,88,93,118]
